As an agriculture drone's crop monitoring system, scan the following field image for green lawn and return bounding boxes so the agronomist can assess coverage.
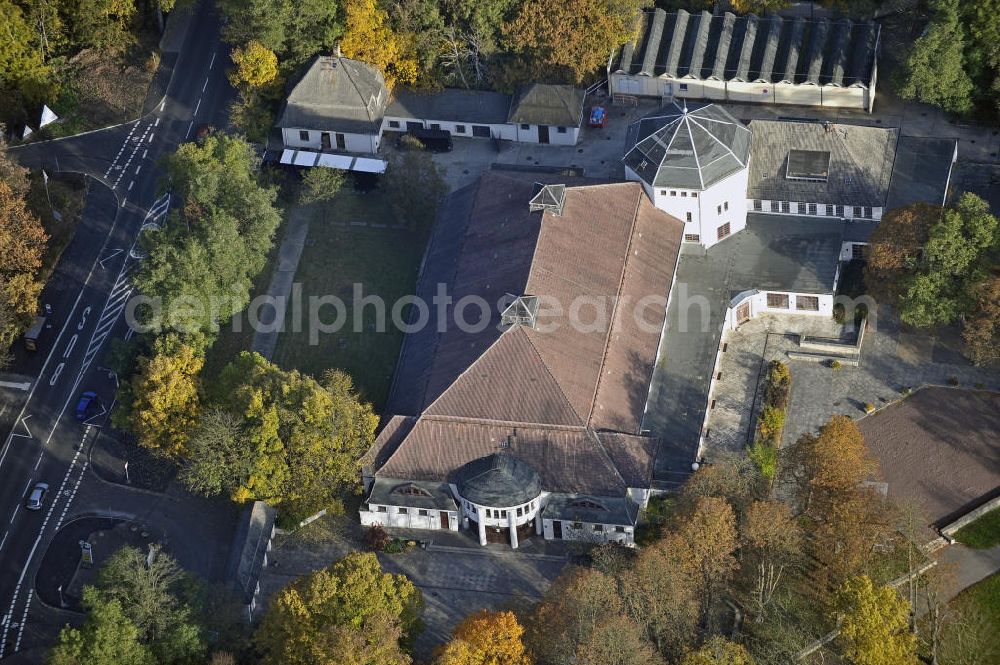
[271,190,426,412]
[943,572,1000,661]
[953,508,1000,549]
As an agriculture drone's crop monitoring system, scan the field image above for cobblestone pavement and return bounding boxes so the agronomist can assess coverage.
[703,309,1000,459]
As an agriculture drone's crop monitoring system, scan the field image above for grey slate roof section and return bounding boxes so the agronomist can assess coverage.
[387,88,512,125]
[683,11,713,78]
[367,478,458,511]
[226,501,275,605]
[842,219,879,243]
[456,453,542,507]
[624,102,751,190]
[614,10,877,87]
[755,16,782,83]
[663,9,691,77]
[825,20,852,86]
[708,12,736,80]
[642,9,667,75]
[508,84,586,127]
[543,493,638,526]
[731,214,843,293]
[778,17,805,83]
[732,14,758,81]
[806,19,831,84]
[847,23,878,86]
[277,56,388,133]
[747,120,897,208]
[886,136,957,210]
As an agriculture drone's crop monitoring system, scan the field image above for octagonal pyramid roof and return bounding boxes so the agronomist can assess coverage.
[623,101,751,191]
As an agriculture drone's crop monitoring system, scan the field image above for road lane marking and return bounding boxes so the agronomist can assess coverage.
[8,506,17,524]
[148,133,154,143]
[128,180,135,191]
[193,98,202,116]
[62,334,78,358]
[48,363,64,387]
[0,532,6,551]
[186,121,194,138]
[154,117,160,127]
[209,51,216,69]
[202,77,209,92]
[135,165,141,175]
[33,451,42,470]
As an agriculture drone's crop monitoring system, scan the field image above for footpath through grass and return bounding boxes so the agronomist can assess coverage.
[953,507,1000,549]
[271,190,427,412]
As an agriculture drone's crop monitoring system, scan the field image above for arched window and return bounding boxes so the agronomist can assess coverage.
[569,499,607,512]
[392,484,432,498]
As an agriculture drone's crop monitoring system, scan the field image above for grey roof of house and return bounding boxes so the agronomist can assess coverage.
[387,88,512,126]
[366,478,458,511]
[747,120,898,208]
[623,101,751,190]
[456,453,542,507]
[730,214,845,294]
[276,56,388,133]
[508,84,586,127]
[543,493,638,526]
[613,10,878,87]
[885,136,956,210]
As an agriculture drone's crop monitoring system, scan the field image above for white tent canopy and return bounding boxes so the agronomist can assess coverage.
[280,149,387,174]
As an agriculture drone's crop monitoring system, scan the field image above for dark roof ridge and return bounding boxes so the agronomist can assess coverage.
[417,414,591,431]
[337,57,378,123]
[584,186,645,427]
[585,428,630,489]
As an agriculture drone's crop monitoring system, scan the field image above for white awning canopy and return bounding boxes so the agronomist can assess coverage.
[353,157,387,174]
[293,150,318,167]
[317,153,354,170]
[279,149,295,165]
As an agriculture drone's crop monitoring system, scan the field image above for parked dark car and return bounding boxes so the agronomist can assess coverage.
[397,127,453,153]
[75,391,99,421]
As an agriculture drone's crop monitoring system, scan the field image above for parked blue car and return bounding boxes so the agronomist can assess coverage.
[75,391,99,421]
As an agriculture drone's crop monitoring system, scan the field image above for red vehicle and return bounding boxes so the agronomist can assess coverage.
[589,105,608,128]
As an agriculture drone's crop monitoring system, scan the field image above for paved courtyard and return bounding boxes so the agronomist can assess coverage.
[703,308,1000,461]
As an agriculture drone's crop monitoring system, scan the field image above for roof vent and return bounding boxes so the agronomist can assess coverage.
[529,183,566,216]
[501,295,539,329]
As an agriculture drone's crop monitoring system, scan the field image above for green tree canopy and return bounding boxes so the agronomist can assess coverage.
[256,552,423,665]
[834,576,918,665]
[49,587,154,665]
[188,353,377,513]
[895,0,974,114]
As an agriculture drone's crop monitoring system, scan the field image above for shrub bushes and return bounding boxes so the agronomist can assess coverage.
[364,524,391,551]
[750,361,791,485]
[829,359,842,370]
[833,302,846,324]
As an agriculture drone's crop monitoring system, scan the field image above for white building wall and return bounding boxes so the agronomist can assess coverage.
[381,117,517,141]
[359,505,459,531]
[640,165,749,248]
[749,199,882,222]
[282,127,380,153]
[514,124,579,145]
[727,290,833,331]
[542,518,635,546]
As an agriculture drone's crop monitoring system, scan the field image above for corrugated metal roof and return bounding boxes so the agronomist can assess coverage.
[663,9,691,77]
[825,19,853,86]
[683,10,713,78]
[755,16,783,83]
[778,18,806,83]
[708,12,736,80]
[806,19,831,84]
[732,13,758,81]
[641,9,667,75]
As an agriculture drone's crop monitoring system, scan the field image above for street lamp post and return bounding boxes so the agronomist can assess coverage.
[124,461,130,484]
[57,585,65,607]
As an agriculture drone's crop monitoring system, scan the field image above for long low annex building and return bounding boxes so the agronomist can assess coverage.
[608,9,880,111]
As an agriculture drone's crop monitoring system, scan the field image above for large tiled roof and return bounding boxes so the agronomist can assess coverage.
[373,173,683,498]
[387,88,512,126]
[746,120,897,208]
[508,84,586,127]
[623,101,751,190]
[276,56,388,133]
[614,9,879,87]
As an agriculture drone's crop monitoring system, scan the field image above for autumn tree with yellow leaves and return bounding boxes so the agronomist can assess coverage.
[0,179,48,357]
[434,610,532,665]
[834,576,918,665]
[339,0,418,88]
[228,40,279,89]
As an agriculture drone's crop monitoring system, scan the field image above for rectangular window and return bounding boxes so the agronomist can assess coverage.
[781,201,791,213]
[485,509,492,518]
[660,190,667,196]
[388,120,400,128]
[376,505,387,513]
[516,506,523,517]
[520,124,530,130]
[398,508,408,515]
[572,522,583,529]
[679,83,689,91]
[836,205,844,217]
[863,207,873,219]
[717,222,731,240]
[455,125,466,133]
[418,509,429,516]
[770,200,779,212]
[557,126,567,133]
[686,212,693,222]
[501,510,508,518]
[766,293,789,309]
[593,524,604,532]
[717,204,722,214]
[472,125,490,138]
[826,204,834,216]
[852,243,868,260]
[430,123,441,130]
[691,192,698,198]
[299,130,309,141]
[471,505,477,514]
[796,296,820,311]
[681,191,688,197]
[853,206,862,218]
[753,199,763,211]
[724,201,729,211]
[808,203,817,215]
[797,202,806,214]
[615,526,626,533]
[684,234,700,242]
[671,190,677,196]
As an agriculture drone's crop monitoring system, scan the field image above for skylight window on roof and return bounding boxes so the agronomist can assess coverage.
[786,149,831,181]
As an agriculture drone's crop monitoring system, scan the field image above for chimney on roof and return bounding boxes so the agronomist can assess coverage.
[334,43,341,58]
[507,430,518,449]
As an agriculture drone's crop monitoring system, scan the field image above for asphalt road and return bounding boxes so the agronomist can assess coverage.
[0,2,234,657]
